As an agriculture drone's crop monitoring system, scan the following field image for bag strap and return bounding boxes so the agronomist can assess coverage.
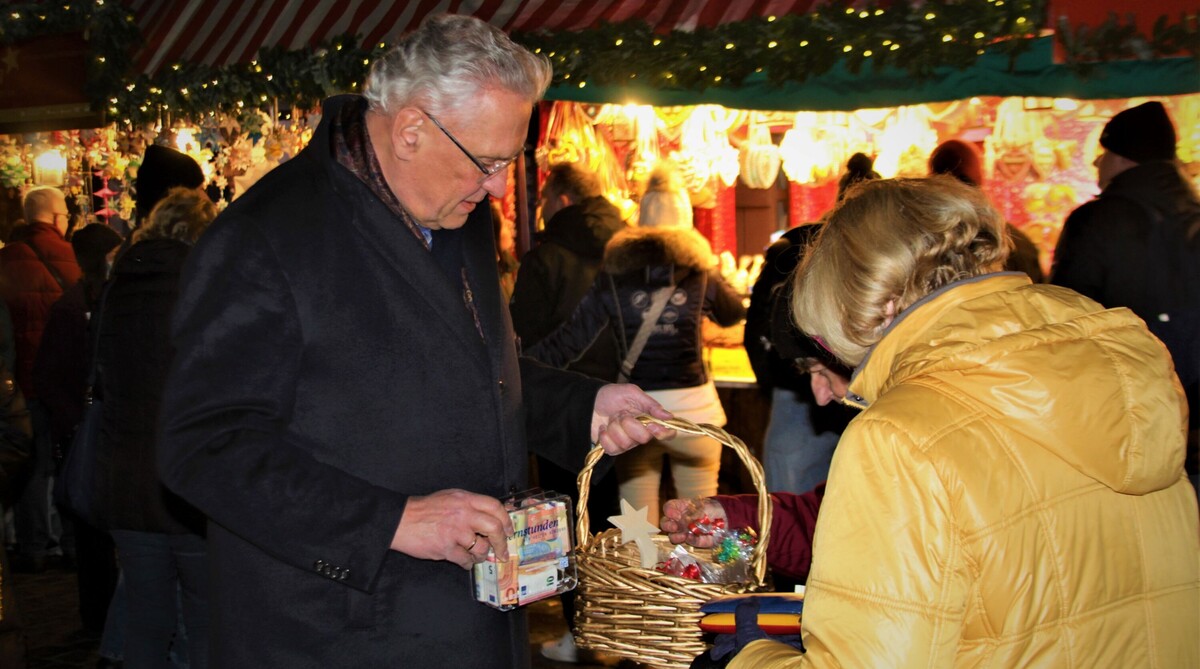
[618,283,674,383]
[21,239,68,291]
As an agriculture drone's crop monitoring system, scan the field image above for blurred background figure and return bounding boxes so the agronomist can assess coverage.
[35,222,123,637]
[2,186,81,574]
[134,147,205,229]
[745,154,872,497]
[1051,101,1200,498]
[527,163,745,525]
[490,199,520,302]
[95,187,216,669]
[928,139,1046,282]
[0,306,32,669]
[509,161,626,664]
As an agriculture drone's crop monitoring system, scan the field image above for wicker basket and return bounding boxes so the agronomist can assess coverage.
[573,415,773,669]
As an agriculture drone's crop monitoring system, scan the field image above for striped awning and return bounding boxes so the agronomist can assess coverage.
[127,0,826,77]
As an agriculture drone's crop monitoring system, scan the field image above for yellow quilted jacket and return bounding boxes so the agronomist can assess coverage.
[732,274,1200,668]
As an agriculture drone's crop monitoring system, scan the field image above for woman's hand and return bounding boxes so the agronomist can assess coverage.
[660,497,728,548]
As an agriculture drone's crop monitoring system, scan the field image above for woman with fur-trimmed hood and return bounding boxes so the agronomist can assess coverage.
[527,164,746,522]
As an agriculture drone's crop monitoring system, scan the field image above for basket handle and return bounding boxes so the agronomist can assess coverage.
[575,414,772,587]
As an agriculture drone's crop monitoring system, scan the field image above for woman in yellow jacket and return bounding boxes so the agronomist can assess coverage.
[732,176,1200,668]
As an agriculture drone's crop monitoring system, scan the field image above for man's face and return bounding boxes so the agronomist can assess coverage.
[49,195,70,235]
[1094,149,1134,191]
[807,360,850,407]
[395,88,531,231]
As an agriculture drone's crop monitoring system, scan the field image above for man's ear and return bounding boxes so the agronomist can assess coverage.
[390,108,426,159]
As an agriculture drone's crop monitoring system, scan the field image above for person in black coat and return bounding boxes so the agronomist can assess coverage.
[527,164,746,525]
[510,161,626,664]
[96,188,216,668]
[511,161,626,382]
[34,222,123,635]
[156,15,670,669]
[1052,101,1200,494]
[744,155,873,496]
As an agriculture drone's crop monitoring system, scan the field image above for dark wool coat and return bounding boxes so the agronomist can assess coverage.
[0,222,81,399]
[510,194,626,381]
[527,227,746,390]
[33,282,90,445]
[158,95,603,669]
[95,239,204,534]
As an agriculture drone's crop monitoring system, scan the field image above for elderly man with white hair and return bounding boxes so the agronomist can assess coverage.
[157,14,672,669]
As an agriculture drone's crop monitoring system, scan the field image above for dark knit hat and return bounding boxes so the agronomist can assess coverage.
[136,145,204,219]
[70,223,122,277]
[929,139,984,187]
[1099,101,1177,163]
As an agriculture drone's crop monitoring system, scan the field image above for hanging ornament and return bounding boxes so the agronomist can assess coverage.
[874,106,938,178]
[624,104,662,193]
[984,97,1055,182]
[779,112,835,184]
[738,117,781,189]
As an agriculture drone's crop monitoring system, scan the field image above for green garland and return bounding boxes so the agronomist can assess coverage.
[0,0,1196,128]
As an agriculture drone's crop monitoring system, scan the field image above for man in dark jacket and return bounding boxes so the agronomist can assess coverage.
[509,162,626,663]
[1052,100,1200,494]
[157,15,671,669]
[511,161,625,382]
[1,186,81,572]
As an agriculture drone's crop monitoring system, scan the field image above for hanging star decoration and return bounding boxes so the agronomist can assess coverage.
[608,499,661,569]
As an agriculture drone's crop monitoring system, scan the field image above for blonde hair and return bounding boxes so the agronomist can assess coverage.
[792,176,1011,366]
[133,187,216,245]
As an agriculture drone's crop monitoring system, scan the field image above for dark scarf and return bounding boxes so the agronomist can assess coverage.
[331,97,484,340]
[332,96,430,249]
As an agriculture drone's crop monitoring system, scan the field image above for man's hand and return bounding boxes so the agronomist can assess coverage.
[661,497,727,548]
[590,384,675,455]
[390,489,515,570]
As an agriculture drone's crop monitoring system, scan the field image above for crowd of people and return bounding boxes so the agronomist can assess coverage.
[0,12,1196,669]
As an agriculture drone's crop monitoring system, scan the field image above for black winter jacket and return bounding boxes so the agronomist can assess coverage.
[1052,160,1200,450]
[1056,161,1195,388]
[510,195,625,381]
[745,225,821,394]
[157,94,602,669]
[528,227,746,390]
[95,238,204,534]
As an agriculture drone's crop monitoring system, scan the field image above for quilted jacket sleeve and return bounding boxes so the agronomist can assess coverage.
[730,413,970,669]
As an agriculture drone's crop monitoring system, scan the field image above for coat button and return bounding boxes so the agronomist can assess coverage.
[498,379,506,394]
[315,560,324,571]
[339,569,349,581]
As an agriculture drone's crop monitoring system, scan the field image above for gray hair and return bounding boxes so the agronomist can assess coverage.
[22,186,65,224]
[364,14,551,118]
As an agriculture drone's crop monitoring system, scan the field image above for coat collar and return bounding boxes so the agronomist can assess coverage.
[844,272,1029,408]
[312,96,494,369]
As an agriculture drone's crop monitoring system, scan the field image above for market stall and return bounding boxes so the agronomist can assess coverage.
[1,0,1195,233]
[0,0,1196,400]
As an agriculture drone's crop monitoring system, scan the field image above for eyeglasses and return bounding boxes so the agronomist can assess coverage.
[422,111,517,184]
